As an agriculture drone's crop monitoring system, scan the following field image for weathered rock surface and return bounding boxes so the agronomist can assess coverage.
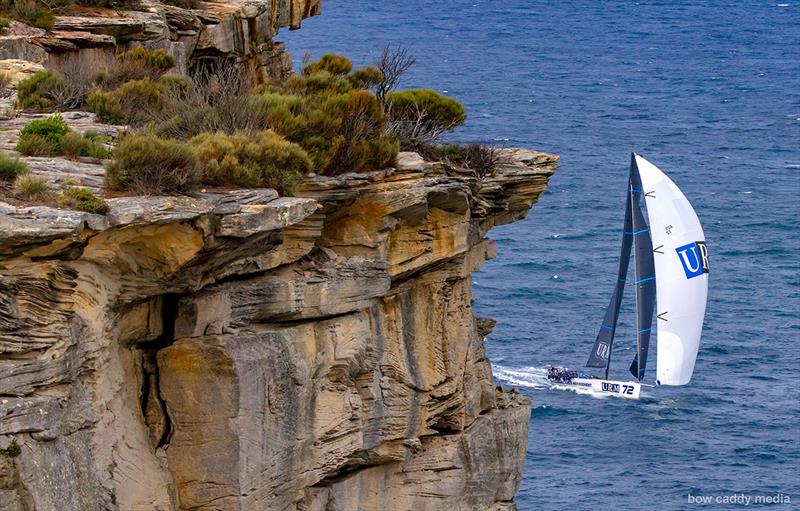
[0,0,322,81]
[0,145,557,509]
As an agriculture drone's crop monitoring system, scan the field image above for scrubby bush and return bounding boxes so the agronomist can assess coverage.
[14,173,50,199]
[0,438,21,458]
[0,70,11,90]
[47,53,116,109]
[348,66,383,90]
[15,114,70,156]
[256,57,400,174]
[295,70,353,95]
[0,152,29,180]
[59,187,109,214]
[302,53,353,77]
[432,143,506,178]
[0,0,57,30]
[302,89,398,173]
[97,47,175,88]
[153,72,268,139]
[14,133,54,156]
[61,130,111,160]
[15,71,64,111]
[385,89,466,151]
[191,130,311,195]
[87,77,168,124]
[60,131,87,160]
[105,133,197,194]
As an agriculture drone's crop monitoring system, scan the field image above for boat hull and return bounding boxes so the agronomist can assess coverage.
[571,378,642,399]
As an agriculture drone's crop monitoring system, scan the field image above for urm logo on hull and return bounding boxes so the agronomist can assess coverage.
[676,241,709,279]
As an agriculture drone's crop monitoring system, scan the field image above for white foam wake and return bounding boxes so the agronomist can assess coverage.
[492,364,613,399]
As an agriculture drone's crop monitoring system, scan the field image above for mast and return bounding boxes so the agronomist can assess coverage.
[630,160,641,381]
[628,154,656,382]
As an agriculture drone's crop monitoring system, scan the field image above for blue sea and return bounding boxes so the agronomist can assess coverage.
[282,2,800,509]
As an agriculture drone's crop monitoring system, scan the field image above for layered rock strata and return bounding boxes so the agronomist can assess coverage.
[0,0,322,81]
[0,148,557,510]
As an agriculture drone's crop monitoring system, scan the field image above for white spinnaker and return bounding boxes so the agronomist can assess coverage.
[635,155,708,385]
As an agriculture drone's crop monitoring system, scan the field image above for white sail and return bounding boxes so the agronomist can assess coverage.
[634,155,708,385]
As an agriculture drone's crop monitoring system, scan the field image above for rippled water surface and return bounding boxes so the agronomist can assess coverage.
[282,1,800,508]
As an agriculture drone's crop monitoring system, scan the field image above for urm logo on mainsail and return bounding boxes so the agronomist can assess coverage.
[676,241,710,279]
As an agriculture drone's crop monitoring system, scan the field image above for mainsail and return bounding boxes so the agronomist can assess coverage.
[586,185,633,374]
[635,154,708,385]
[586,157,657,380]
[628,159,656,381]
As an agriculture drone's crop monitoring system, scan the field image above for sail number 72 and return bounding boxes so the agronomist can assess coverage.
[602,383,634,395]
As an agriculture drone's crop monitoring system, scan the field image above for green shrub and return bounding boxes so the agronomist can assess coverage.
[0,152,29,180]
[87,77,166,124]
[59,187,109,214]
[15,71,64,111]
[14,133,56,156]
[348,66,383,90]
[155,73,189,94]
[0,70,11,89]
[304,90,398,173]
[0,17,9,32]
[294,71,353,96]
[190,130,311,195]
[15,114,70,155]
[105,134,197,194]
[1,0,57,30]
[303,54,353,77]
[61,130,111,160]
[14,173,49,199]
[60,131,85,160]
[259,92,307,140]
[0,438,21,458]
[385,89,466,150]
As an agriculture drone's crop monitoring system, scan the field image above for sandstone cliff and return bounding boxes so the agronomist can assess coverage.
[0,145,557,510]
[0,1,560,509]
[1,0,322,82]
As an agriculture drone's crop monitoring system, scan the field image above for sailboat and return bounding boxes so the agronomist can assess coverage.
[567,154,709,399]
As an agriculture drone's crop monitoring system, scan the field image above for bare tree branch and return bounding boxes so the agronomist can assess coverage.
[375,45,416,107]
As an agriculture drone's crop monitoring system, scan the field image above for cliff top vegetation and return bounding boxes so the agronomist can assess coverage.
[6,43,502,206]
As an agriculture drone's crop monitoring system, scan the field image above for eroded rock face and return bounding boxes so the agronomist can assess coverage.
[0,0,322,81]
[0,151,558,510]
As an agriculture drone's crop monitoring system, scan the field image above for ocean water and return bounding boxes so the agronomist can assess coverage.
[281,1,800,509]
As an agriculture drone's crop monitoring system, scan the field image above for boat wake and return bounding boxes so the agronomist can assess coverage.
[492,364,614,398]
